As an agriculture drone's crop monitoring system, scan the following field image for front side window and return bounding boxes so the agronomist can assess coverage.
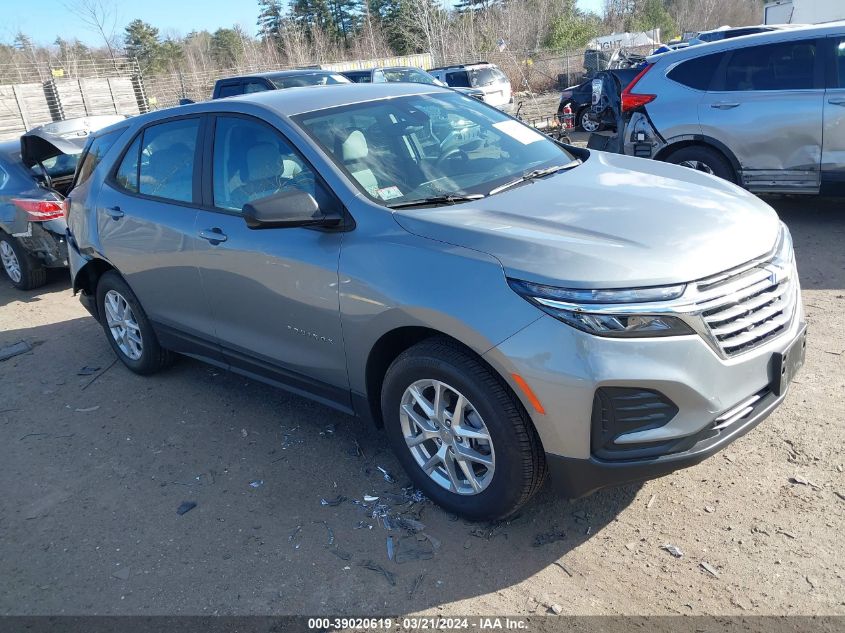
[126,118,200,203]
[294,91,576,206]
[217,83,243,98]
[270,73,349,89]
[384,68,437,85]
[834,39,845,88]
[212,116,316,212]
[75,129,124,187]
[446,71,471,88]
[724,41,817,91]
[244,81,269,94]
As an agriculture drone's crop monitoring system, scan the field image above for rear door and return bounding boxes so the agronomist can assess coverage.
[822,35,845,192]
[699,38,824,193]
[96,115,220,359]
[192,113,350,407]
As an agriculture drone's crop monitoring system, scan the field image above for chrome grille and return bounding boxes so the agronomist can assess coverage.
[694,260,796,357]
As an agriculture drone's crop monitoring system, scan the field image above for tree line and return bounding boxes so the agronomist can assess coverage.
[1,0,764,79]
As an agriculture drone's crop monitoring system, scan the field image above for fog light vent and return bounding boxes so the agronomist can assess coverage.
[591,387,679,460]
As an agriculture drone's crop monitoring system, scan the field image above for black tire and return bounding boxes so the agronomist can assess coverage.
[665,145,735,183]
[96,271,173,375]
[381,338,546,521]
[0,233,47,290]
[577,107,601,133]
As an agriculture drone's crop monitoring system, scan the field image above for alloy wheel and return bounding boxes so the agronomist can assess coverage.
[678,160,715,175]
[399,379,495,495]
[0,241,22,284]
[580,110,600,133]
[104,290,143,361]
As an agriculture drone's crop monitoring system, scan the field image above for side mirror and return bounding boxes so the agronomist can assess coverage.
[242,188,342,229]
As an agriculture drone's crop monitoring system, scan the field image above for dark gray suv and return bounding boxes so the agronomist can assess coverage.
[66,83,805,520]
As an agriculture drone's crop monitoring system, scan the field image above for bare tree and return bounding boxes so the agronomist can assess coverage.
[67,0,120,65]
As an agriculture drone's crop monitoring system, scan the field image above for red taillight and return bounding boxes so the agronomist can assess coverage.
[11,198,66,222]
[621,64,656,113]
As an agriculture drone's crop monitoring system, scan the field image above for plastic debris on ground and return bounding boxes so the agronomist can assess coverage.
[0,341,32,362]
[77,365,101,376]
[249,479,264,488]
[661,544,684,558]
[394,535,435,564]
[111,566,131,580]
[700,561,720,578]
[176,501,197,516]
[408,573,426,600]
[329,547,352,561]
[387,536,395,561]
[363,495,379,503]
[533,529,566,547]
[320,495,347,507]
[377,466,396,484]
[360,560,396,586]
[314,520,335,546]
[74,406,100,413]
[549,603,563,615]
[320,424,336,437]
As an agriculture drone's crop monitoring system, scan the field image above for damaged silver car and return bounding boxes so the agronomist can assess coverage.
[0,115,124,289]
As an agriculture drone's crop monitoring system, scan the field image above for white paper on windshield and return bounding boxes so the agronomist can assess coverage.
[377,185,403,200]
[493,120,545,145]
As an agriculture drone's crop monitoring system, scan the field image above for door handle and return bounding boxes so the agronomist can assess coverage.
[710,102,740,110]
[105,206,124,220]
[198,227,227,245]
[828,98,845,107]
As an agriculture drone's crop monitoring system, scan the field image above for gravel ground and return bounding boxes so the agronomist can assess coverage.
[0,196,842,617]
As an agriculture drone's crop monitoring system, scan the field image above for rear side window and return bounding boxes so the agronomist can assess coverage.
[75,129,123,186]
[243,81,268,94]
[115,118,199,203]
[217,83,243,98]
[723,41,817,91]
[667,53,726,91]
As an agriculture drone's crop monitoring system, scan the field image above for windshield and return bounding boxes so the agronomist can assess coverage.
[383,68,438,84]
[270,73,349,89]
[294,91,576,206]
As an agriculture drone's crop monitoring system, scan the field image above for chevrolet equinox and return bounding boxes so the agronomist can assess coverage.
[66,83,806,520]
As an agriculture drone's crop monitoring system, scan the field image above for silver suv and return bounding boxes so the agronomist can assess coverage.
[66,83,806,520]
[622,23,845,195]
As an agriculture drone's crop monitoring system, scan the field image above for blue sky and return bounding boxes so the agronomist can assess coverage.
[6,0,605,46]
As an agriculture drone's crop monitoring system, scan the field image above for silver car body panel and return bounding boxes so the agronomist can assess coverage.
[625,22,845,194]
[67,83,803,481]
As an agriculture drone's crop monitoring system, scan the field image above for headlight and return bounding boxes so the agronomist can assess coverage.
[772,222,794,268]
[508,279,694,338]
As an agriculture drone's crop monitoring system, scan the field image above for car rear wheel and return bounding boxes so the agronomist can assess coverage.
[381,338,546,521]
[578,107,601,133]
[665,145,735,183]
[96,271,173,375]
[0,233,46,290]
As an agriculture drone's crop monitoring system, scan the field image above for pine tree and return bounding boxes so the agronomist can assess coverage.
[124,20,164,74]
[257,0,284,40]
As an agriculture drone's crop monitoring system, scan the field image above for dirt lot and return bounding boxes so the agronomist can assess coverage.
[0,196,843,616]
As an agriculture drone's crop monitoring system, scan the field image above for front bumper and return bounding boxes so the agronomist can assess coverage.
[482,292,806,496]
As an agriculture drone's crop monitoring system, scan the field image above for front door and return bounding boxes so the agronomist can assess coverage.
[699,38,824,193]
[192,114,350,408]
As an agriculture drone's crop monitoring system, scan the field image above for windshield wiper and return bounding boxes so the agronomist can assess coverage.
[488,160,582,196]
[387,193,485,209]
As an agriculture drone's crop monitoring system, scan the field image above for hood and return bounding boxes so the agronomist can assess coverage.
[20,115,125,168]
[392,151,781,289]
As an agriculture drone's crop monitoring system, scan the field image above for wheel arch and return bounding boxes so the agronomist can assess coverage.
[655,135,741,182]
[361,326,532,434]
[72,257,119,321]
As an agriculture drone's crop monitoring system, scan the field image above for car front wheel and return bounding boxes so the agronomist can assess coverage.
[578,107,601,133]
[96,271,172,375]
[381,338,546,521]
